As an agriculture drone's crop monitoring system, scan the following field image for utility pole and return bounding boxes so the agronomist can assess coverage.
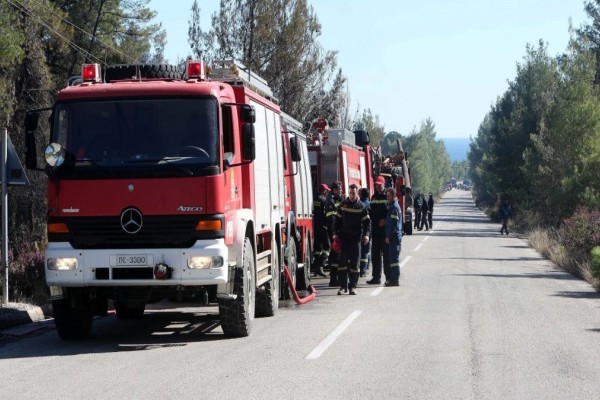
[1,127,8,304]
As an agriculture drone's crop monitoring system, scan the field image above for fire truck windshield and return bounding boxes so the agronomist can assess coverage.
[52,97,220,178]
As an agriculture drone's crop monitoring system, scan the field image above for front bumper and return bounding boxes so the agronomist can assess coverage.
[45,239,230,287]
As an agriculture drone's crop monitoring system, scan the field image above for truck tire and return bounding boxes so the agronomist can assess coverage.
[115,302,145,320]
[105,64,180,82]
[219,237,255,337]
[53,296,93,340]
[404,221,413,235]
[295,240,311,291]
[281,239,297,300]
[255,242,280,317]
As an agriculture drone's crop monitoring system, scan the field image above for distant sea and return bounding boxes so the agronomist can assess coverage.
[441,138,471,162]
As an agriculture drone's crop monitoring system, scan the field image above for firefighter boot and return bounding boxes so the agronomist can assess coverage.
[314,254,327,277]
[328,266,339,287]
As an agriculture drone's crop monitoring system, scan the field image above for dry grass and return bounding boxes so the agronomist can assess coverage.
[526,227,600,290]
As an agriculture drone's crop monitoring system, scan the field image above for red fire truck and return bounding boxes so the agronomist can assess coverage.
[307,119,373,195]
[280,112,313,294]
[24,60,312,339]
[307,120,413,235]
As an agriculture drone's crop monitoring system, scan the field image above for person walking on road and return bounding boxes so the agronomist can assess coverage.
[427,193,434,229]
[499,199,512,235]
[367,176,388,285]
[333,184,370,295]
[419,193,429,231]
[413,192,422,229]
[325,181,344,286]
[384,187,402,286]
[312,183,330,277]
[358,187,371,277]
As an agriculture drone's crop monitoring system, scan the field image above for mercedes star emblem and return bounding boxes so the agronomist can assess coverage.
[120,208,143,234]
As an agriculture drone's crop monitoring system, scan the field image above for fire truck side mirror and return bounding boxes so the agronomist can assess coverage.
[241,105,256,123]
[290,136,301,162]
[353,130,370,147]
[242,124,255,161]
[25,113,39,170]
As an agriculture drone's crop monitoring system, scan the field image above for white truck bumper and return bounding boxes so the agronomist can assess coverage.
[45,239,230,287]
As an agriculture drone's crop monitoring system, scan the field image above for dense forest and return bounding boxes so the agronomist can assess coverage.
[468,0,600,282]
[0,0,452,301]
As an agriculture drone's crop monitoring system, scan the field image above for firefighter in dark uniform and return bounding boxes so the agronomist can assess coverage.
[333,184,370,295]
[312,183,330,277]
[325,181,344,286]
[367,176,388,285]
[419,193,429,231]
[384,187,402,286]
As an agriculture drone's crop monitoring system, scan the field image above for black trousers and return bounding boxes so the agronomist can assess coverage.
[338,237,361,290]
[414,208,421,228]
[313,228,330,269]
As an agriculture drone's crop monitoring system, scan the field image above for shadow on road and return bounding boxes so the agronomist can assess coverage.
[453,272,579,281]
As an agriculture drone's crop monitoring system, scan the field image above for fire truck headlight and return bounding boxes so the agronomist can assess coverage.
[188,256,223,269]
[47,258,78,270]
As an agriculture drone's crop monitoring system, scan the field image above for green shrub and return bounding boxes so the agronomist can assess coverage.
[591,246,600,279]
[561,207,600,256]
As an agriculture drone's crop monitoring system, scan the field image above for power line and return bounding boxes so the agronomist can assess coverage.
[6,0,104,65]
[5,0,132,66]
[27,0,132,63]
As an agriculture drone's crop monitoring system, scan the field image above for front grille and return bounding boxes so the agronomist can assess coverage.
[66,215,198,249]
[95,267,154,280]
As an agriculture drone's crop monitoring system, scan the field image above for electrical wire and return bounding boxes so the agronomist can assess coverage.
[26,0,132,63]
[5,0,132,66]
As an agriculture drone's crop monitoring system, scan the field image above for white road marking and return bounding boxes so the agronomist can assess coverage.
[400,256,411,268]
[424,236,430,241]
[414,243,423,252]
[306,310,363,360]
[370,287,384,297]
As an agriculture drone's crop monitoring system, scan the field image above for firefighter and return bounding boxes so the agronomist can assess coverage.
[358,187,371,277]
[427,193,434,229]
[384,187,402,286]
[419,193,429,231]
[312,183,330,277]
[413,192,422,229]
[325,181,344,286]
[333,184,370,295]
[366,176,388,285]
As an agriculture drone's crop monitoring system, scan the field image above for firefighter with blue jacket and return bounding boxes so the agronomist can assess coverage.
[384,187,402,286]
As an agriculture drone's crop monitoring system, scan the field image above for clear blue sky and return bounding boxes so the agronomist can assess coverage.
[149,0,588,138]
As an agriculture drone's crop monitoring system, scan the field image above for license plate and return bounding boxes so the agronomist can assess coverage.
[116,255,148,266]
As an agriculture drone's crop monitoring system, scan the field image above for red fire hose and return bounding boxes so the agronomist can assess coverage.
[283,266,317,304]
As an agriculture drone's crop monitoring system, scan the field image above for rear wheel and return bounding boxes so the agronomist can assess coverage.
[282,239,298,299]
[296,239,311,291]
[404,221,413,235]
[256,241,280,317]
[53,294,93,340]
[219,237,255,337]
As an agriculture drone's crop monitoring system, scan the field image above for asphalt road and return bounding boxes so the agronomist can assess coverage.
[2,189,600,399]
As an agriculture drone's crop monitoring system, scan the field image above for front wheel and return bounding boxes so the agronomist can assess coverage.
[53,294,94,340]
[219,237,255,337]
